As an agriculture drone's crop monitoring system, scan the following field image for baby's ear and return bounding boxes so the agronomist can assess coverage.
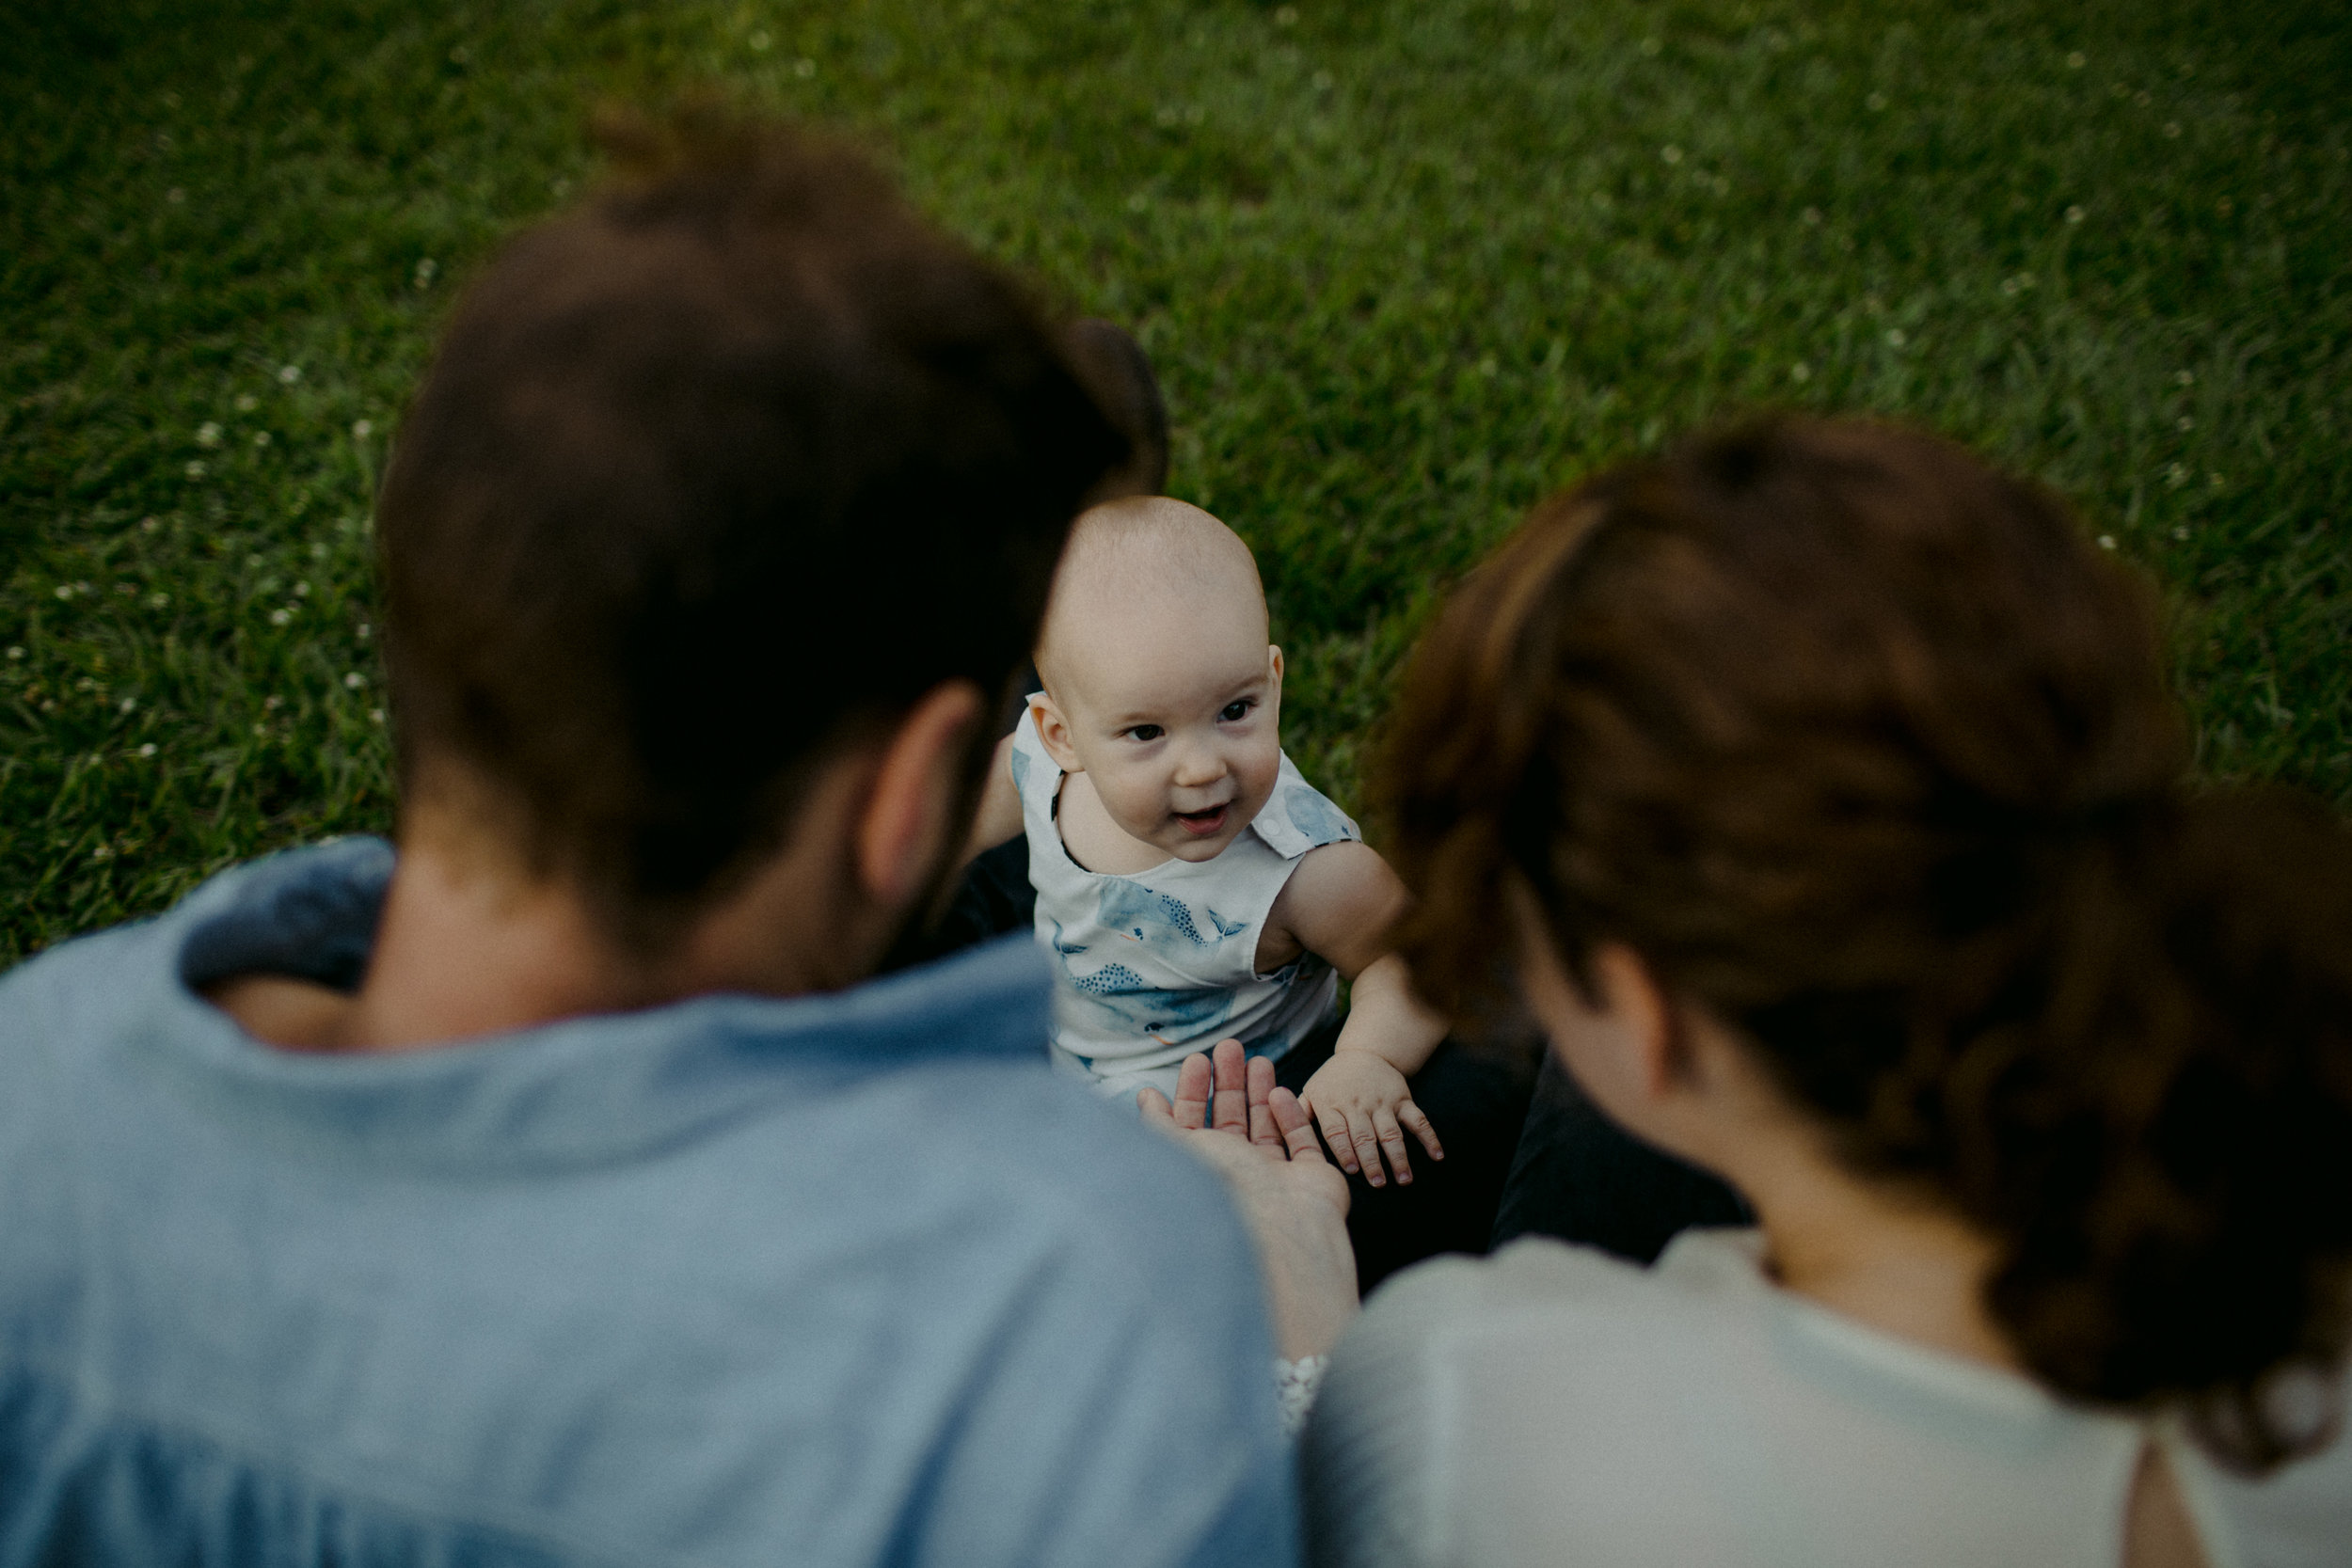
[1031,693,1086,773]
[1268,645,1285,686]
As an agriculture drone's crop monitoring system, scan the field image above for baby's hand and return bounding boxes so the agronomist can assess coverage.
[1297,1049,1443,1189]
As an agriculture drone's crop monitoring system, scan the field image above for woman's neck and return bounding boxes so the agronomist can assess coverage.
[1726,1129,2021,1373]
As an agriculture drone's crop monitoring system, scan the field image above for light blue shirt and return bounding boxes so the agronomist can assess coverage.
[0,837,1296,1567]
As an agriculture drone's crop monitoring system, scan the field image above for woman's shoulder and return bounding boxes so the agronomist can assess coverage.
[1337,1228,1760,1387]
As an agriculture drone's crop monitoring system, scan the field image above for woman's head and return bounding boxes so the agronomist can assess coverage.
[1383,417,2352,1466]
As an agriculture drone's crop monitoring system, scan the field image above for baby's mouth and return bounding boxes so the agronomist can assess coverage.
[1172,803,1230,838]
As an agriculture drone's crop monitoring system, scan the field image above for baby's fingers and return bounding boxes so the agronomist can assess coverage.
[1398,1099,1445,1163]
[1349,1117,1387,1188]
[1316,1105,1362,1176]
[1373,1107,1414,1186]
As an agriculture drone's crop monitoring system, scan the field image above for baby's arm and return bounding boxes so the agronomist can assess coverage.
[1266,841,1450,1187]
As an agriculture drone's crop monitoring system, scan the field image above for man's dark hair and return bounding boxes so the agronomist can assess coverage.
[376,113,1128,949]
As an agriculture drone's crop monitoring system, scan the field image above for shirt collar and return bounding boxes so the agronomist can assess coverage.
[135,837,1052,1171]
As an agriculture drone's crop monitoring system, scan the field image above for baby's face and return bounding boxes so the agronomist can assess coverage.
[1049,593,1283,863]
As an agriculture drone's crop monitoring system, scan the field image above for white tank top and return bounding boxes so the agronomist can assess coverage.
[1011,704,1361,1101]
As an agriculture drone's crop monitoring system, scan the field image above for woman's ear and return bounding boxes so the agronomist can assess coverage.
[1029,693,1085,773]
[1513,888,1683,1129]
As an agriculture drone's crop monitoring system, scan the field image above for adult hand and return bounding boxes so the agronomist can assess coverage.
[1139,1039,1360,1359]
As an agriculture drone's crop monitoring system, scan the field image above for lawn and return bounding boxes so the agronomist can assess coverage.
[2,0,2346,963]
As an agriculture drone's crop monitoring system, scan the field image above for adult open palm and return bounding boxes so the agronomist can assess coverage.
[1139,1039,1359,1359]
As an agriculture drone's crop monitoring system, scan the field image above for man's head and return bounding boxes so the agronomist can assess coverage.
[1030,497,1283,863]
[375,116,1128,953]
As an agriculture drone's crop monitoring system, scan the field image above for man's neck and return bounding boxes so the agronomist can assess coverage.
[210,785,883,1053]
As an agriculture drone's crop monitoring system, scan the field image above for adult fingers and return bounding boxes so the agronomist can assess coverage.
[1171,1053,1212,1132]
[1399,1100,1445,1162]
[1268,1087,1327,1164]
[1373,1106,1413,1186]
[1317,1106,1362,1175]
[1211,1037,1249,1134]
[1247,1054,1282,1148]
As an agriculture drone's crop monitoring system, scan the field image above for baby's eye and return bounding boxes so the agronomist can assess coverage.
[1127,723,1165,742]
[1218,699,1254,722]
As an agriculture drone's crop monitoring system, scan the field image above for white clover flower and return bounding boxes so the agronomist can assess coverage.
[149,592,169,609]
[370,708,386,725]
[352,419,373,438]
[1790,362,1812,383]
[197,422,222,447]
[793,56,816,77]
[2175,369,2194,386]
[1884,328,1908,347]
[2173,527,2190,541]
[4,647,20,659]
[414,258,437,288]
[344,672,366,689]
[2209,472,2224,488]
[186,461,207,479]
[253,722,267,736]
[252,431,271,448]
[2065,205,2086,224]
[1127,192,1149,213]
[278,364,302,384]
[141,515,160,531]
[2177,416,2195,432]
[2067,52,2087,69]
[167,188,186,204]
[1639,36,1661,55]
[2166,462,2189,488]
[294,580,310,597]
[264,695,283,710]
[139,742,157,757]
[748,29,771,51]
[358,623,373,641]
[91,845,112,863]
[1802,206,1821,225]
[235,394,258,412]
[54,585,72,601]
[270,608,292,626]
[119,697,136,714]
[2097,534,2118,550]
[1660,144,1683,164]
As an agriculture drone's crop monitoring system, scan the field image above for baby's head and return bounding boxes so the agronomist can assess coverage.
[1031,497,1283,863]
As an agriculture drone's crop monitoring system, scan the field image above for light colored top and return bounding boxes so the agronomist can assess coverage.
[0,837,1298,1568]
[1303,1227,2352,1568]
[1012,705,1360,1101]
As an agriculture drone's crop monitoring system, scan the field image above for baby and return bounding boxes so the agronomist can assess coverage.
[1001,495,1447,1187]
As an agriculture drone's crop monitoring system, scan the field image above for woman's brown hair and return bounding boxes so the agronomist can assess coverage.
[1383,417,2352,1470]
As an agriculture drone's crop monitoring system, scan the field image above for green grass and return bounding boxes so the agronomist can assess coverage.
[3,0,2347,962]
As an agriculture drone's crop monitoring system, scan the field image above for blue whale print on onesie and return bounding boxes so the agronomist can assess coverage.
[1096,878,1250,949]
[1069,961,1234,1041]
[1282,784,1353,848]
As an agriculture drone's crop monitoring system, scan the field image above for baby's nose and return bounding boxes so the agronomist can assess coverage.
[1169,742,1226,788]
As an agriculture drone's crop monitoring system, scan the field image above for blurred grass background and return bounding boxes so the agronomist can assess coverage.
[2,0,2346,962]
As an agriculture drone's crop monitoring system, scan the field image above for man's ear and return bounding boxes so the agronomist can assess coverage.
[1030,692,1086,774]
[856,681,984,909]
